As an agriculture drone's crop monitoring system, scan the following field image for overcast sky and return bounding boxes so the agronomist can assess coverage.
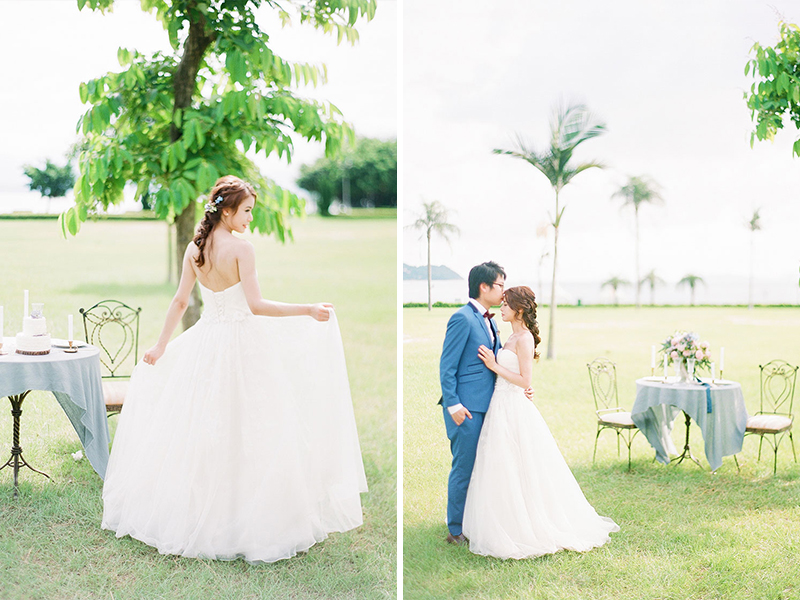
[402,0,800,302]
[0,0,396,209]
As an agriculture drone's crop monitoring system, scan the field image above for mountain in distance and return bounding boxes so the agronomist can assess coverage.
[403,264,463,280]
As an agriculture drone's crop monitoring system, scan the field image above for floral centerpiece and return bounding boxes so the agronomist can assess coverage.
[660,331,712,382]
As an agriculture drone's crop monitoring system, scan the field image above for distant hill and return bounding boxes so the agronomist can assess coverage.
[403,264,462,280]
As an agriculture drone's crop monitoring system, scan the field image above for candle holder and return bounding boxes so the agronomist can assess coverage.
[651,366,655,377]
[64,340,78,354]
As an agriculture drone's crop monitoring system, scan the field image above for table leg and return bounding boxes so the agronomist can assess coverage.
[0,391,52,499]
[670,411,704,469]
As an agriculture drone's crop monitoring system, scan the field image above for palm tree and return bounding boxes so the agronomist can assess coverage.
[677,274,705,306]
[494,102,605,359]
[611,176,663,308]
[601,277,630,305]
[746,208,762,310]
[640,269,666,306]
[408,200,460,311]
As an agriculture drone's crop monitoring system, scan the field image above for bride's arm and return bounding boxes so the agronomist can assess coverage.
[237,242,331,321]
[142,245,197,365]
[477,335,534,389]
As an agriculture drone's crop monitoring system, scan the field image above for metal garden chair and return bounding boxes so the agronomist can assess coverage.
[735,360,797,475]
[587,357,640,470]
[79,300,142,416]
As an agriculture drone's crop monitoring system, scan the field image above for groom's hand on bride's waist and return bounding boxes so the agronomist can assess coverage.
[450,406,472,426]
[524,387,535,401]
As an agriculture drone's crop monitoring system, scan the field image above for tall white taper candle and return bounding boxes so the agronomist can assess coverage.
[720,347,725,372]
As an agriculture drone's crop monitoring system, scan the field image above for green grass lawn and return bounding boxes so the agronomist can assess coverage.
[404,306,800,600]
[0,216,396,600]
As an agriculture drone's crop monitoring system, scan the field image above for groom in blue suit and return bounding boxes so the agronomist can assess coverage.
[439,261,506,544]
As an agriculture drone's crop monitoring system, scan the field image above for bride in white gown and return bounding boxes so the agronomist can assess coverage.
[101,175,367,563]
[462,286,618,559]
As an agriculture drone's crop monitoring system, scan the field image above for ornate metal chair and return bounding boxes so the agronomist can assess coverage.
[79,300,142,416]
[738,360,798,474]
[587,358,640,470]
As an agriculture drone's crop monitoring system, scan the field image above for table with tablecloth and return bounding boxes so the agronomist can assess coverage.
[631,377,748,471]
[0,337,109,479]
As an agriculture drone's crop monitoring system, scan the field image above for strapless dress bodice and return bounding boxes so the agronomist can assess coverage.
[199,282,252,323]
[494,348,521,393]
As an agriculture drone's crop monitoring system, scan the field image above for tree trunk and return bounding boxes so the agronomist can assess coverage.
[546,192,559,360]
[426,230,432,311]
[635,207,641,308]
[690,285,696,306]
[171,8,215,330]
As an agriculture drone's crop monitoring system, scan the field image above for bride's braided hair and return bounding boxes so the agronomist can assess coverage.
[503,286,542,360]
[193,175,256,268]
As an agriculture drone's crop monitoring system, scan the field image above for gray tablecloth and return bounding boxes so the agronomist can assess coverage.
[0,337,109,479]
[631,377,748,471]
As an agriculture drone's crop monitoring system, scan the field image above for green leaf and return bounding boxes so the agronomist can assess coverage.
[117,47,131,67]
[66,207,79,236]
[793,139,800,156]
[174,141,187,164]
[173,109,182,128]
[79,82,88,104]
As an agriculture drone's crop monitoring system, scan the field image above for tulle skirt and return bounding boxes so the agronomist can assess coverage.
[101,312,367,563]
[463,382,618,559]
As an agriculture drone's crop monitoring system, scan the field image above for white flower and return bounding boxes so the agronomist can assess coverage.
[71,450,83,461]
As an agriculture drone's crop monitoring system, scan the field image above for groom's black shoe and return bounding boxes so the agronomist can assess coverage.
[446,533,468,545]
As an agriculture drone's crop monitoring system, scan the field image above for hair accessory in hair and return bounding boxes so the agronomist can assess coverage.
[203,195,224,213]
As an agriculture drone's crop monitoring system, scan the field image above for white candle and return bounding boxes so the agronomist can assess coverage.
[68,314,73,343]
[651,345,656,369]
[711,362,716,381]
[720,347,725,372]
[663,355,668,378]
[23,290,28,319]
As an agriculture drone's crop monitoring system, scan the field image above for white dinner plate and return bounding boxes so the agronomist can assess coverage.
[51,339,88,349]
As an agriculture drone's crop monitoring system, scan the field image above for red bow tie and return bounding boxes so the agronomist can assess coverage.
[484,312,495,320]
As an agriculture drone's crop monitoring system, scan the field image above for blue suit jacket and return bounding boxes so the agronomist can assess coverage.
[439,303,501,414]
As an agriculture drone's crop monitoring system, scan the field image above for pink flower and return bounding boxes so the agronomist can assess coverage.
[671,351,679,359]
[677,344,686,352]
[696,350,704,360]
[701,341,709,349]
[672,337,680,346]
[683,350,692,357]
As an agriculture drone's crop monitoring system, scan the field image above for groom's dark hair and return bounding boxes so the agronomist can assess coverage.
[468,261,506,299]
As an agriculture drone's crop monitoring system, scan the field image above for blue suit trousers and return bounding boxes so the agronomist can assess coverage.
[443,407,485,536]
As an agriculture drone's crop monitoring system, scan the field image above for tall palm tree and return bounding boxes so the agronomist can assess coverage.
[640,269,666,306]
[494,102,605,359]
[601,277,630,305]
[746,208,762,310]
[611,176,663,308]
[677,274,705,306]
[408,200,460,311]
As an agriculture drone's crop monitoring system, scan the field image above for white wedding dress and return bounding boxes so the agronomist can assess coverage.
[463,348,618,559]
[101,282,367,563]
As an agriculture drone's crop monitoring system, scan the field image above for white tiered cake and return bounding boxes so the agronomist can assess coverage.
[16,306,51,355]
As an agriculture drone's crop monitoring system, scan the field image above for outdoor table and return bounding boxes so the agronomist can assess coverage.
[0,337,109,497]
[631,377,748,472]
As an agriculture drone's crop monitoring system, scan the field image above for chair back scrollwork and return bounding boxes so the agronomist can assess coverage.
[759,360,798,417]
[587,358,619,412]
[79,300,142,378]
